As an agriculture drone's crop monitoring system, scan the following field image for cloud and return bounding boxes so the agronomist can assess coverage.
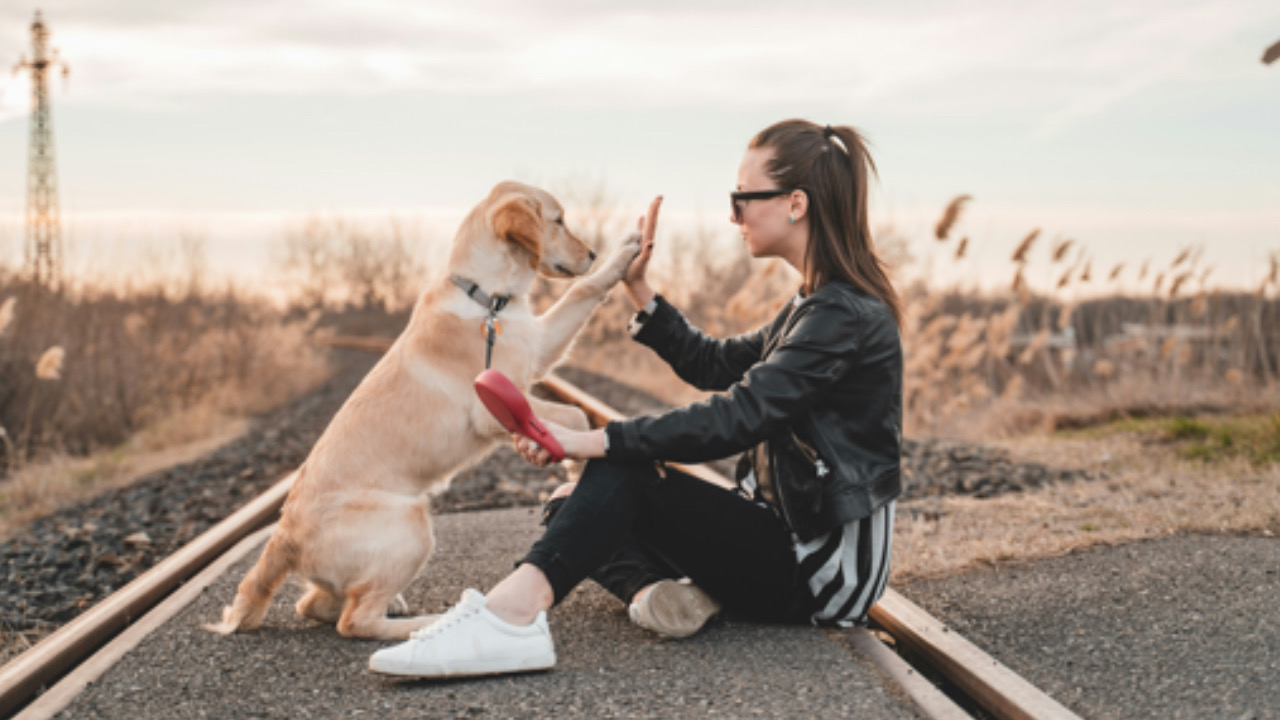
[1028,0,1267,138]
[2,0,1275,133]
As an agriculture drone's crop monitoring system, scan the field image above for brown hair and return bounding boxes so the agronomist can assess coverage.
[749,119,902,327]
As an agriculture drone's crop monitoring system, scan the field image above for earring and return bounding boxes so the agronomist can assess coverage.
[788,216,795,224]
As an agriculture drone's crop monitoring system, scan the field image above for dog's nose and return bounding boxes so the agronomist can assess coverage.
[588,250,597,262]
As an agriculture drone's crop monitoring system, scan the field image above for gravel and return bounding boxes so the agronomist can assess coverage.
[1,356,1097,658]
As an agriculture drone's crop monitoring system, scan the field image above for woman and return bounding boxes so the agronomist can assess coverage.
[369,119,904,679]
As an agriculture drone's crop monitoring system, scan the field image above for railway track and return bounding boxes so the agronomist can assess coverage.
[0,336,1082,720]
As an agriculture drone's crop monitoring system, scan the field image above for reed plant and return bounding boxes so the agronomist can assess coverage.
[555,193,1280,440]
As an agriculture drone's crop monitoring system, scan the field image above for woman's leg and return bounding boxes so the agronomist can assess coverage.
[540,484,680,605]
[369,458,805,678]
[519,458,805,623]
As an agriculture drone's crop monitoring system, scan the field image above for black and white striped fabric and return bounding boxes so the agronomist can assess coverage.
[741,471,894,626]
[793,500,895,626]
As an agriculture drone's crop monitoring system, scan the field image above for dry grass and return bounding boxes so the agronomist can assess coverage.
[890,428,1279,582]
[1,256,333,536]
[1,275,330,465]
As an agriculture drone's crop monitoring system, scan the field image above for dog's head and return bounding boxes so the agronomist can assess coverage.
[484,181,595,278]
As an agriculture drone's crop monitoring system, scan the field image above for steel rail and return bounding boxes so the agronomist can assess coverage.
[1,334,1082,719]
[0,472,296,717]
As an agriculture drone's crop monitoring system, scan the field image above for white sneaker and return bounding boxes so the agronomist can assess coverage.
[368,589,556,678]
[628,578,721,639]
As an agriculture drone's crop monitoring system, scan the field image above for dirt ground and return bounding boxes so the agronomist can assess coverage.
[891,426,1280,581]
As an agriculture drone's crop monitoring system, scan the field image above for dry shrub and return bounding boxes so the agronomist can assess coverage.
[0,266,330,473]
[276,215,426,312]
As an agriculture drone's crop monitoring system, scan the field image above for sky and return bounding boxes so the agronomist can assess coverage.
[0,0,1277,292]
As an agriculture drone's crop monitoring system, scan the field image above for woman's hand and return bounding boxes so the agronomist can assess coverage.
[624,195,662,310]
[511,422,607,466]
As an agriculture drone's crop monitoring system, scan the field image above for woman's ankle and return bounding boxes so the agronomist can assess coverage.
[631,582,657,605]
[485,564,555,626]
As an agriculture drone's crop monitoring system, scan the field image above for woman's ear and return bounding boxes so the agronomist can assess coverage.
[789,189,809,222]
[488,192,544,268]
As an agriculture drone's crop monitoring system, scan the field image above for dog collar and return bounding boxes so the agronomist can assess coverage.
[450,275,513,369]
[450,275,513,314]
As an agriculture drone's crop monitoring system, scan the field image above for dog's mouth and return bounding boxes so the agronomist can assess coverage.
[551,263,580,278]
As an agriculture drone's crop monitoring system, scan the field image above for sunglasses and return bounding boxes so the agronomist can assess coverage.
[730,188,795,223]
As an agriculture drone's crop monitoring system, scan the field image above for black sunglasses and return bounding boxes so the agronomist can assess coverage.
[730,188,794,222]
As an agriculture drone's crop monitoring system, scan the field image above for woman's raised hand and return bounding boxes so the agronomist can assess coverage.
[624,195,662,310]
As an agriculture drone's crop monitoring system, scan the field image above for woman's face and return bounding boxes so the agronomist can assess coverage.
[733,147,806,268]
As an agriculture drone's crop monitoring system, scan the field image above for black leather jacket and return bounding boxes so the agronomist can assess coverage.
[604,280,903,542]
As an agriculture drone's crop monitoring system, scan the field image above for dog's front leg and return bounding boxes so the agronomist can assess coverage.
[533,234,642,374]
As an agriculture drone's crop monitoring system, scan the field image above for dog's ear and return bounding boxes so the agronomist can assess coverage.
[487,192,543,268]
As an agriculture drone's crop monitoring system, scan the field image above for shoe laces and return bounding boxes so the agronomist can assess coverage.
[410,592,482,640]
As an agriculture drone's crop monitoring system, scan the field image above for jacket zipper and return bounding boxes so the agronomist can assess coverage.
[766,299,823,540]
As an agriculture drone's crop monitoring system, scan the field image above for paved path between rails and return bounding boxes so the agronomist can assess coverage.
[903,533,1280,720]
[52,507,925,720]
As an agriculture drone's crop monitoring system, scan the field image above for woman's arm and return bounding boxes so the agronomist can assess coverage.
[621,196,768,390]
[631,296,771,391]
[513,297,860,467]
[608,295,862,464]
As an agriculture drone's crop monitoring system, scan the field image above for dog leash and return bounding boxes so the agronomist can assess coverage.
[450,275,512,370]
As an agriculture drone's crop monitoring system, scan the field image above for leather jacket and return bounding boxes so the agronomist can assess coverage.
[604,280,903,542]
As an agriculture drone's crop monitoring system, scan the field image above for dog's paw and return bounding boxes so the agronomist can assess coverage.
[387,594,410,617]
[589,233,643,288]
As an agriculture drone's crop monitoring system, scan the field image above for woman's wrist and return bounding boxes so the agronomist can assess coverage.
[571,428,608,460]
[624,281,656,311]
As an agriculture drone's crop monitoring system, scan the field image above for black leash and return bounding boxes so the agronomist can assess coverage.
[450,275,512,370]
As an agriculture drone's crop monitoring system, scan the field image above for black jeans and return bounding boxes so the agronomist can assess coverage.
[520,458,813,623]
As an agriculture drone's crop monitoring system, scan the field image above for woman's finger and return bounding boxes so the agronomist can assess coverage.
[644,196,663,243]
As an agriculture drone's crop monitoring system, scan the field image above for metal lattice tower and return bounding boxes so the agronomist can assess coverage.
[13,10,70,290]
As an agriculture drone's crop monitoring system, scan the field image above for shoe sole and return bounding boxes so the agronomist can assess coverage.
[635,581,721,639]
[369,651,556,678]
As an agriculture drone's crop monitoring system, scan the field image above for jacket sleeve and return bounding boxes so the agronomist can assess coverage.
[607,295,861,464]
[631,295,768,392]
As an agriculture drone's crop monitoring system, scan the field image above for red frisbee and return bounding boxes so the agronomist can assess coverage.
[474,369,565,462]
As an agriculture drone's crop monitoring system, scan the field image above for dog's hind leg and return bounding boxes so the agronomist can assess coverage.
[330,491,439,639]
[296,583,343,624]
[205,530,297,634]
[336,584,439,640]
[387,594,411,616]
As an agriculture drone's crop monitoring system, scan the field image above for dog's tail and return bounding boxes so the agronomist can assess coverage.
[204,529,297,634]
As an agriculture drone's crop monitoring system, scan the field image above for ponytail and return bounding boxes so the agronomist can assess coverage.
[749,119,902,328]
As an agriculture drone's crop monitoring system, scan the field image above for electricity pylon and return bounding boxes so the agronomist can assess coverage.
[13,10,70,290]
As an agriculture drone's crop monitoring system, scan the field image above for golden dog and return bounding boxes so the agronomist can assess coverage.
[208,181,639,639]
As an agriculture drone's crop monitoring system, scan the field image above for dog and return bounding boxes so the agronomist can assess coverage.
[207,181,640,640]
